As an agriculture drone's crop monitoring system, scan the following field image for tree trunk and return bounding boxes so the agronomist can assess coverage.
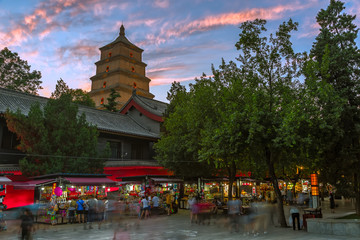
[227,161,236,201]
[266,148,287,227]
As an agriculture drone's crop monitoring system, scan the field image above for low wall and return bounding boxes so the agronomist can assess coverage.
[307,218,360,237]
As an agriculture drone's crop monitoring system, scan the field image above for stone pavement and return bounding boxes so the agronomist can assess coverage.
[0,198,357,240]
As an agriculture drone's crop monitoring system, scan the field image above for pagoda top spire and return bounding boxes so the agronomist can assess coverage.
[120,24,125,36]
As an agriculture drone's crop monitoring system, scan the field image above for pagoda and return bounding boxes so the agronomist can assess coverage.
[89,25,154,109]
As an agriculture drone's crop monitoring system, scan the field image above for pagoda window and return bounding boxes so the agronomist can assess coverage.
[131,66,135,72]
[108,52,112,58]
[103,81,106,88]
[130,52,133,57]
[106,66,109,72]
[101,98,104,105]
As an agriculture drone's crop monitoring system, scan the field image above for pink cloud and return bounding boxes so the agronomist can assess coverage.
[154,0,170,8]
[38,85,52,97]
[147,65,185,74]
[2,0,117,47]
[150,76,195,86]
[140,2,313,46]
[22,50,39,59]
[77,80,92,92]
[299,21,319,38]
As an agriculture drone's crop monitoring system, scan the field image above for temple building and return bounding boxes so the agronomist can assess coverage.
[89,25,154,109]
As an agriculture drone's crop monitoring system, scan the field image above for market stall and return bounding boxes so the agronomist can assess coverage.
[28,173,116,225]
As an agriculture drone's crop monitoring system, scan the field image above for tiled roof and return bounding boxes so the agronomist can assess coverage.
[133,94,168,116]
[120,90,168,117]
[101,25,143,52]
[0,88,159,139]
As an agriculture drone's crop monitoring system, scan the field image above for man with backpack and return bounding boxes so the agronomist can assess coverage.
[76,196,85,223]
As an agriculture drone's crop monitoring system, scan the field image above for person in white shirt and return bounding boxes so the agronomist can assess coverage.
[152,195,159,208]
[290,206,300,230]
[140,196,149,219]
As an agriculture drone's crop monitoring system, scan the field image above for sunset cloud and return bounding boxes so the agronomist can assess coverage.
[153,0,170,9]
[1,0,131,47]
[141,2,313,46]
[56,40,100,65]
[2,0,348,101]
[150,76,196,86]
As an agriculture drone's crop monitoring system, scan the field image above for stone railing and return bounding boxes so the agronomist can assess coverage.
[307,218,360,237]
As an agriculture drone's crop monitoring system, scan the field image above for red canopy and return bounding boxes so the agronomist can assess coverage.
[64,177,116,186]
[11,179,55,189]
[104,166,173,181]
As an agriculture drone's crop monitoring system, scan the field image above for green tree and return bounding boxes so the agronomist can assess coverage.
[196,64,251,200]
[103,88,120,112]
[51,78,70,99]
[5,94,105,176]
[155,82,218,179]
[308,0,360,214]
[51,78,95,107]
[0,47,42,94]
[233,19,306,227]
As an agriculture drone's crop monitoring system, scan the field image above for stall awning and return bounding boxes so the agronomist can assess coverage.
[0,176,11,184]
[151,178,183,183]
[11,179,56,189]
[64,177,116,186]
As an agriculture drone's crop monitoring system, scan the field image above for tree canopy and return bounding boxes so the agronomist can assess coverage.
[5,94,106,176]
[51,78,95,107]
[306,0,360,214]
[154,81,218,180]
[0,47,42,94]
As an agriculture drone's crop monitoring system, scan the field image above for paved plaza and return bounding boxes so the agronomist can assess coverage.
[0,199,358,240]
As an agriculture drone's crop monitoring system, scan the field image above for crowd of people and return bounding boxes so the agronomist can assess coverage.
[187,195,276,236]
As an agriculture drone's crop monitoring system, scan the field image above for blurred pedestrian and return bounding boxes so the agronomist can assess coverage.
[228,198,241,232]
[19,208,34,240]
[166,193,172,216]
[87,195,97,229]
[97,197,105,229]
[76,196,85,223]
[290,205,301,230]
[68,199,77,224]
[330,192,335,213]
[140,196,149,219]
[188,195,196,223]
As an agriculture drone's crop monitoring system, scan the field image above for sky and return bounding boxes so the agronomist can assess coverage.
[0,0,359,103]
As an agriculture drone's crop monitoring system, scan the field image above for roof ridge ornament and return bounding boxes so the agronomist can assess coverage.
[120,24,125,36]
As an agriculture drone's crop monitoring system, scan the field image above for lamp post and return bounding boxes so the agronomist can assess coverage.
[311,173,319,208]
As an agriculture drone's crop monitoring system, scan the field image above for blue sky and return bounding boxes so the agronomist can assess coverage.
[0,0,359,102]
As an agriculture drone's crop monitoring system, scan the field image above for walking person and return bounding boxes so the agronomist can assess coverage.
[166,193,172,216]
[19,208,34,240]
[290,205,301,230]
[68,199,77,224]
[330,192,335,213]
[87,195,97,229]
[140,196,149,219]
[97,197,105,229]
[76,196,85,223]
[103,197,109,223]
[228,198,241,233]
[188,195,196,223]
[83,197,89,225]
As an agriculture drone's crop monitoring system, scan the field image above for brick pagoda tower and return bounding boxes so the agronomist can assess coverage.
[89,25,154,109]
